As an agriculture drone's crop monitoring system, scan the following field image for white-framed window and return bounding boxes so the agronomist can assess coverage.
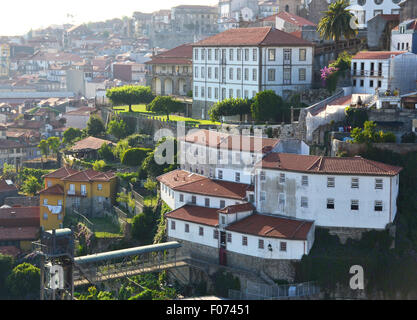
[260,191,266,201]
[227,233,232,243]
[208,67,212,79]
[242,236,248,246]
[171,220,176,230]
[268,49,276,61]
[375,201,383,212]
[258,239,264,249]
[299,68,306,81]
[302,176,309,186]
[180,194,184,202]
[208,87,212,99]
[244,68,249,81]
[299,48,306,61]
[229,48,234,61]
[244,49,249,61]
[279,193,285,211]
[205,198,210,207]
[235,172,240,182]
[252,68,257,81]
[327,177,335,188]
[220,200,226,208]
[237,48,242,61]
[213,229,219,239]
[43,213,48,220]
[229,89,233,98]
[43,199,48,205]
[218,170,223,180]
[327,199,335,209]
[191,196,197,204]
[279,173,286,183]
[301,197,308,208]
[185,224,189,233]
[199,226,204,236]
[237,68,241,80]
[195,67,199,78]
[215,67,219,79]
[375,179,383,190]
[280,242,287,252]
[260,171,266,181]
[351,178,359,189]
[253,48,257,61]
[268,69,275,81]
[351,200,359,211]
[58,200,63,206]
[98,184,103,191]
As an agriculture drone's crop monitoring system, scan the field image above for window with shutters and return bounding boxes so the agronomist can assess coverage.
[351,200,359,211]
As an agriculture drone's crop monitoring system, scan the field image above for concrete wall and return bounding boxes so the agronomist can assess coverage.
[332,139,417,156]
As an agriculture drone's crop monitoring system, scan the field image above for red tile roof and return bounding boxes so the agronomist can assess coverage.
[64,107,97,116]
[166,205,219,227]
[158,170,252,200]
[218,202,255,214]
[43,167,79,179]
[194,27,313,47]
[257,153,403,176]
[0,226,39,241]
[0,179,18,193]
[0,207,40,228]
[38,184,64,195]
[70,136,114,152]
[226,214,313,240]
[145,44,193,65]
[157,169,207,189]
[62,169,116,182]
[181,129,279,153]
[352,51,407,60]
[275,11,316,27]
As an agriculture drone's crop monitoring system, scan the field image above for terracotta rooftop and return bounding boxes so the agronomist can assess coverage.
[62,169,116,182]
[181,129,280,153]
[352,51,407,60]
[257,153,403,176]
[0,207,39,229]
[158,169,252,200]
[38,184,64,196]
[70,136,114,152]
[0,226,39,241]
[43,167,79,179]
[274,11,316,27]
[156,169,207,189]
[225,214,314,240]
[218,202,255,214]
[0,179,18,193]
[64,107,97,116]
[145,43,193,65]
[194,27,314,47]
[166,205,219,227]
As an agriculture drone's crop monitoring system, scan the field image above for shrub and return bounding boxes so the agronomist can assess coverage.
[212,269,241,298]
[98,143,115,162]
[6,263,40,299]
[121,148,151,167]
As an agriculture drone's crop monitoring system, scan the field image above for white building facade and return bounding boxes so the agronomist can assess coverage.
[351,51,417,95]
[348,0,402,29]
[192,27,314,119]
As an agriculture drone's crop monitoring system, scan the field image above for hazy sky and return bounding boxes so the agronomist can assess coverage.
[0,0,218,36]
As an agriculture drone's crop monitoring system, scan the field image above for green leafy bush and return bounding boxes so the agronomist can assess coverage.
[121,148,151,167]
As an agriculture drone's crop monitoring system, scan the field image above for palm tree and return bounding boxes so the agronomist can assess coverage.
[317,0,358,42]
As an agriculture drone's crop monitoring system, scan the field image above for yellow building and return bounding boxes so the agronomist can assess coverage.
[39,167,117,231]
[0,44,10,78]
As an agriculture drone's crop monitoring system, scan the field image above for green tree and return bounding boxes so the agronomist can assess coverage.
[131,209,153,243]
[106,85,154,113]
[251,90,285,122]
[345,107,368,128]
[86,116,106,137]
[209,98,252,122]
[144,178,157,193]
[107,119,129,140]
[38,140,49,161]
[140,137,178,179]
[0,254,14,298]
[63,127,84,145]
[98,143,115,162]
[21,175,42,196]
[93,160,107,171]
[148,96,184,121]
[113,139,130,160]
[121,148,150,167]
[317,0,358,42]
[6,263,40,299]
[47,136,61,162]
[1,163,16,181]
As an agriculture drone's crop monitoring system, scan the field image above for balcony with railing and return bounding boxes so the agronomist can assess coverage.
[352,70,383,77]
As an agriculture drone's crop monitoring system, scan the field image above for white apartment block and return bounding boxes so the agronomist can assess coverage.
[191,27,314,119]
[178,129,309,185]
[255,153,402,230]
[351,51,417,95]
[349,0,402,29]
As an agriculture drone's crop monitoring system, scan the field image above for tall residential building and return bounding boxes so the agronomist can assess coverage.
[192,27,314,119]
[348,0,402,29]
[0,43,10,78]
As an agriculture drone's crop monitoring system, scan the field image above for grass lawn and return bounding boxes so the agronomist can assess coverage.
[114,104,221,126]
[89,217,124,239]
